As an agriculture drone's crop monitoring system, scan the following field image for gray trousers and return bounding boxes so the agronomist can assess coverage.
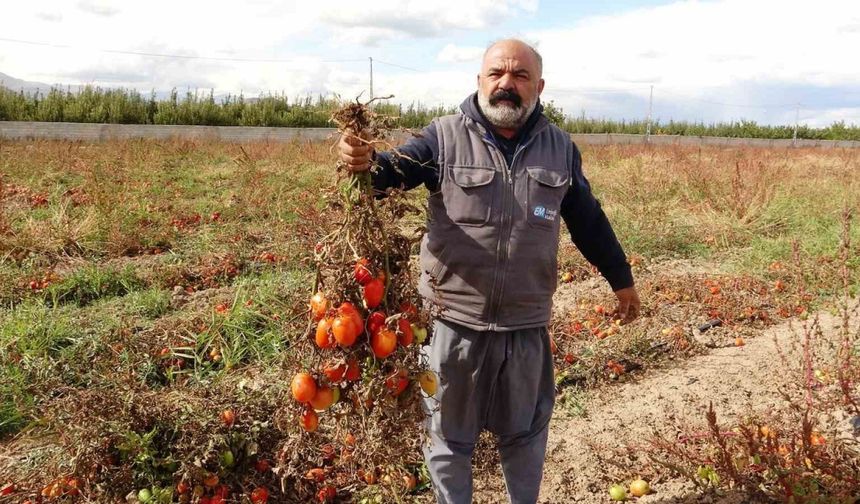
[422,319,556,504]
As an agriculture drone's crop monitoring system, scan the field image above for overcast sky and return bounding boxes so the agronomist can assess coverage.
[1,0,859,126]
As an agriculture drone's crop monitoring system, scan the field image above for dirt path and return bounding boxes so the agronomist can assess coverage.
[471,309,841,503]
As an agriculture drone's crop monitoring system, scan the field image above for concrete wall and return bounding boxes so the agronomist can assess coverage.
[0,121,335,143]
[2,121,859,148]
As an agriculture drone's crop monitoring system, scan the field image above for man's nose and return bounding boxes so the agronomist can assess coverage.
[497,72,515,89]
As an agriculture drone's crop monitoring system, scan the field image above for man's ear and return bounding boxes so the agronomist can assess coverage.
[476,73,481,89]
[537,78,545,95]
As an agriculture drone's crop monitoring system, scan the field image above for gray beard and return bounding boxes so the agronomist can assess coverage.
[477,92,537,130]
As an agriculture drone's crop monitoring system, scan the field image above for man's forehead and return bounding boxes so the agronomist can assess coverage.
[482,43,537,71]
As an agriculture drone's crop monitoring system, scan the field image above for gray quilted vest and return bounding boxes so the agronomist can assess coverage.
[418,112,573,331]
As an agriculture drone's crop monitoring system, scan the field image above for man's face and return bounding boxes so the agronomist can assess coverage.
[477,41,545,130]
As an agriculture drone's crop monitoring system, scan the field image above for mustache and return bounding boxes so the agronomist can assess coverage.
[488,89,522,107]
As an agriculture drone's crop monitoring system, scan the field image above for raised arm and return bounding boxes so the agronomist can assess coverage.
[337,123,441,193]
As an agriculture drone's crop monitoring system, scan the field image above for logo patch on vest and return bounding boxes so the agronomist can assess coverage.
[533,205,557,221]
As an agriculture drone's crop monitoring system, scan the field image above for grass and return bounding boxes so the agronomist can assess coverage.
[0,138,858,502]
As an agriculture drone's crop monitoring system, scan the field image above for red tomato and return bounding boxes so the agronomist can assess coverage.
[399,301,418,319]
[317,485,336,502]
[354,258,373,285]
[367,311,386,335]
[363,278,385,309]
[385,369,409,396]
[254,459,271,473]
[215,485,230,499]
[345,358,361,381]
[322,361,347,382]
[397,318,413,346]
[250,487,270,504]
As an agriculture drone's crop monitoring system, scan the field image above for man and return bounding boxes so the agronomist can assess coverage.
[338,39,640,504]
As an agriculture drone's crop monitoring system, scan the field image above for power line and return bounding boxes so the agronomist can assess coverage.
[0,37,365,64]
[373,59,423,72]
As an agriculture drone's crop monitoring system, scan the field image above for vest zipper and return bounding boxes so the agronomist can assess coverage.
[480,137,508,331]
[476,120,548,330]
[483,128,545,330]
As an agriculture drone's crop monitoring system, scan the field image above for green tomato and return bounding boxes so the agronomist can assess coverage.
[609,484,627,501]
[411,324,428,345]
[138,488,153,503]
[220,450,235,468]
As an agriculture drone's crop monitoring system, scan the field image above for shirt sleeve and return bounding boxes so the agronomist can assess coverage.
[559,142,634,291]
[371,122,440,194]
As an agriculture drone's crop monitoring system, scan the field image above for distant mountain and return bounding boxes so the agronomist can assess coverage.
[0,71,83,95]
[0,72,262,103]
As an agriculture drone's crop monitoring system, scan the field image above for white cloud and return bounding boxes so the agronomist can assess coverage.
[437,44,485,63]
[322,0,537,41]
[76,0,120,17]
[1,0,858,124]
[529,0,860,122]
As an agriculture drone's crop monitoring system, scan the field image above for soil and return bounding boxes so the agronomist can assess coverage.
[466,281,852,504]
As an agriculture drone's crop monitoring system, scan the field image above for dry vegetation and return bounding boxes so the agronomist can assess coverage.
[0,136,858,503]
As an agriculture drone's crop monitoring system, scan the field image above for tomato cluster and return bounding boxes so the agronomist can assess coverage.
[298,258,433,432]
[288,254,437,499]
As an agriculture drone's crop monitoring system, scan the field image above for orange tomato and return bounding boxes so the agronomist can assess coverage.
[371,329,397,358]
[203,474,219,488]
[315,318,334,349]
[310,386,338,410]
[332,315,358,347]
[338,302,364,336]
[397,318,413,346]
[220,409,235,427]
[305,468,326,482]
[310,292,328,320]
[363,278,385,309]
[291,373,318,403]
[300,408,319,432]
[403,474,417,492]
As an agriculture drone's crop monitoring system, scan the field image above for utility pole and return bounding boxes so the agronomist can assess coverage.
[369,57,374,103]
[792,103,799,147]
[645,85,653,144]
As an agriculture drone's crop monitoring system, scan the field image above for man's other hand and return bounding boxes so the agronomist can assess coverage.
[338,131,374,172]
[613,286,641,324]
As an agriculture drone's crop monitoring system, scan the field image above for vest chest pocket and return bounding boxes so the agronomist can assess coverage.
[526,166,569,230]
[444,165,497,226]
